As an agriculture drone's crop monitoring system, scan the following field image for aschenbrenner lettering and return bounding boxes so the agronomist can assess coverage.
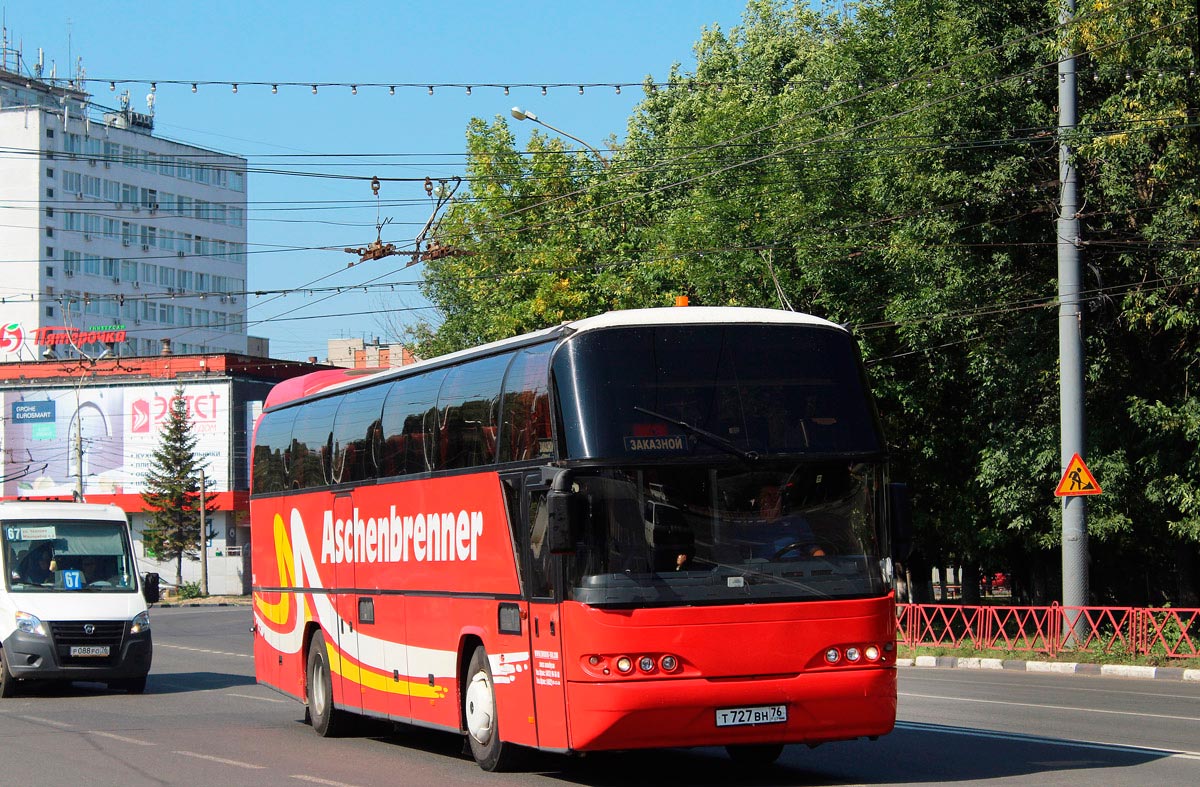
[319,507,484,564]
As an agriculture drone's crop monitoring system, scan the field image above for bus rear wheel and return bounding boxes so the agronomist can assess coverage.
[725,743,784,766]
[307,630,350,737]
[464,646,522,771]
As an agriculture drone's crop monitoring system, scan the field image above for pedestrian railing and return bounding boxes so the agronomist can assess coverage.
[897,603,1200,660]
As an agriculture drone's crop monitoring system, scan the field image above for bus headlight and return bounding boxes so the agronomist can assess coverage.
[131,610,151,634]
[615,656,633,674]
[15,610,47,637]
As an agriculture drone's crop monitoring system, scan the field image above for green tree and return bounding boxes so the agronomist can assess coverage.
[141,387,211,588]
[418,0,1200,604]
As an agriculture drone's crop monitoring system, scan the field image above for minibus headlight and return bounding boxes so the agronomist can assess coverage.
[15,610,47,637]
[131,610,151,634]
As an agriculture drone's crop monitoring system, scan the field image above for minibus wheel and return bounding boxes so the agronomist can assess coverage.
[0,648,16,698]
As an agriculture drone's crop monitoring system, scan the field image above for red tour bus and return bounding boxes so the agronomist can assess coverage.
[250,306,903,770]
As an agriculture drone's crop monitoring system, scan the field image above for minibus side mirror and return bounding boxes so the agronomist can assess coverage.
[142,572,160,604]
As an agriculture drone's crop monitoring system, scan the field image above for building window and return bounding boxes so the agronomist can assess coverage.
[46,306,54,317]
[46,247,54,258]
[46,187,54,199]
[46,266,54,277]
[45,227,53,237]
[45,207,54,218]
[46,128,55,139]
[46,168,54,178]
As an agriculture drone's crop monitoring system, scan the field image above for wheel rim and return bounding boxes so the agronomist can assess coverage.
[311,656,327,711]
[465,668,495,744]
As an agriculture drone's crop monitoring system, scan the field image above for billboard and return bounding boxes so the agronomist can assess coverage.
[1,381,232,497]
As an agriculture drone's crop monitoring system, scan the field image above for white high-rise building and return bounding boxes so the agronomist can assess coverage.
[0,50,253,361]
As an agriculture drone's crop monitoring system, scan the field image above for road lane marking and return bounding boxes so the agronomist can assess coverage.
[174,750,266,769]
[900,691,1200,723]
[896,721,1200,761]
[158,643,251,659]
[226,692,287,703]
[291,775,365,787]
[87,730,156,746]
[19,715,74,729]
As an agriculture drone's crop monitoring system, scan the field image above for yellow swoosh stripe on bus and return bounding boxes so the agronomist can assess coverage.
[253,512,295,625]
[326,640,448,699]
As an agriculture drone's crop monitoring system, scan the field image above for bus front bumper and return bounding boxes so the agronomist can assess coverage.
[564,666,896,752]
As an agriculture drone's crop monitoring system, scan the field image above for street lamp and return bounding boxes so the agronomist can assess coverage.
[510,106,608,167]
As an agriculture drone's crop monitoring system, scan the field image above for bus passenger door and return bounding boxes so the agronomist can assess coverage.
[522,477,570,750]
[332,494,363,714]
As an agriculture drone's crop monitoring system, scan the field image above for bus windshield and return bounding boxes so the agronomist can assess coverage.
[552,323,882,461]
[3,520,137,593]
[555,460,891,607]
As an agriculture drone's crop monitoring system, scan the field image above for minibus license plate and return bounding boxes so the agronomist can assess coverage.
[715,705,787,727]
[70,645,110,657]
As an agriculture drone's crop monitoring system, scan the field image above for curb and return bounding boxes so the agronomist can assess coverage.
[899,655,1200,682]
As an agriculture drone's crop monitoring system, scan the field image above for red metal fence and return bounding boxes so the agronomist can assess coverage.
[897,603,1200,660]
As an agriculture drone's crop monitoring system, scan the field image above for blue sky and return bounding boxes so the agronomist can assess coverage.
[5,0,746,360]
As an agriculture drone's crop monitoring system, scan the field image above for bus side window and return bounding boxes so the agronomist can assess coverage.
[380,370,446,477]
[499,343,554,463]
[435,353,511,471]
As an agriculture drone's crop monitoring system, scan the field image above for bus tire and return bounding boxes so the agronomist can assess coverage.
[306,631,350,737]
[464,646,521,771]
[0,648,17,698]
[725,743,784,766]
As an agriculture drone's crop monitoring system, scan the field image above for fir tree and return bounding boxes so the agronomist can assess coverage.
[141,386,211,588]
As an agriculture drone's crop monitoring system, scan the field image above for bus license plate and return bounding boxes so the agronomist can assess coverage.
[70,646,110,657]
[715,704,787,727]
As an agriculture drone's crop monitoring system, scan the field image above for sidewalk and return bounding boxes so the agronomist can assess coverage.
[899,655,1200,682]
[154,594,252,608]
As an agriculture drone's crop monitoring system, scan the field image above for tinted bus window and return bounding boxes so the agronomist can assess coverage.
[552,324,882,460]
[435,352,513,470]
[252,407,296,494]
[499,343,554,463]
[379,368,447,477]
[289,396,341,489]
[331,384,388,484]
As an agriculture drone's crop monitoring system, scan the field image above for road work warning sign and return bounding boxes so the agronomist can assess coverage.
[1054,453,1102,497]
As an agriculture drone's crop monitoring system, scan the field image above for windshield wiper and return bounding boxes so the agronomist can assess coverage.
[633,406,758,461]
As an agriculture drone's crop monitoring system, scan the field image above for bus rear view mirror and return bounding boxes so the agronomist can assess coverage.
[887,483,912,562]
[142,572,161,604]
[546,489,580,554]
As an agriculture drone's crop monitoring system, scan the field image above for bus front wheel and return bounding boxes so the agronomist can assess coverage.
[307,631,350,737]
[464,646,521,771]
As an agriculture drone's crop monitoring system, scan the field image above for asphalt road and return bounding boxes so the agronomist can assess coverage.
[0,605,1197,786]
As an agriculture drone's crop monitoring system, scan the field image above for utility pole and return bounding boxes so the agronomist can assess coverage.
[74,410,84,500]
[198,468,208,596]
[1057,0,1089,635]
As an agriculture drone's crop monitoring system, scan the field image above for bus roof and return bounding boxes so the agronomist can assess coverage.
[263,306,841,410]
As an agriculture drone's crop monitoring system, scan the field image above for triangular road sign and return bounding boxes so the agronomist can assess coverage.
[1055,453,1102,497]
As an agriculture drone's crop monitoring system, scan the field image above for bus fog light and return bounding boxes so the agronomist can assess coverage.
[865,645,880,661]
[660,655,678,672]
[638,656,655,673]
[846,647,861,662]
[615,656,633,674]
[824,648,841,664]
[588,655,601,666]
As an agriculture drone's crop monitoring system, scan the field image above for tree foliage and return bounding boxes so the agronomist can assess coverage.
[420,0,1200,604]
[140,387,212,587]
